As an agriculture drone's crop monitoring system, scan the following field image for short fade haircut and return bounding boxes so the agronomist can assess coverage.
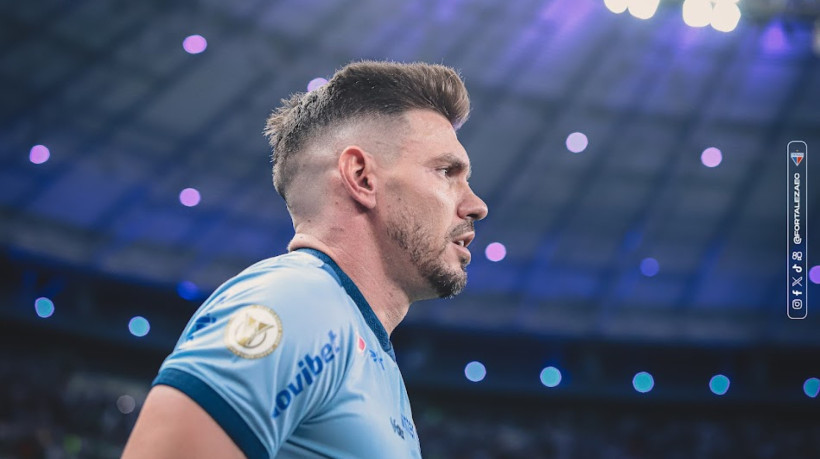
[263,60,471,202]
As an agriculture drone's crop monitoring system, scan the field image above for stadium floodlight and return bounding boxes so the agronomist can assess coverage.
[628,0,660,20]
[711,1,741,32]
[604,0,629,14]
[682,0,712,28]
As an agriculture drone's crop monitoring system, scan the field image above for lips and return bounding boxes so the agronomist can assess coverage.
[452,232,475,248]
[451,235,473,262]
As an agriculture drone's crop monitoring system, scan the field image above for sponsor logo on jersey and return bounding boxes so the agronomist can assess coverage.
[390,415,416,441]
[224,305,282,359]
[401,415,416,440]
[390,417,405,439]
[272,330,340,419]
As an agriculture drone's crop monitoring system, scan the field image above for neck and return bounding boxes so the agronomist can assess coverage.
[288,232,411,336]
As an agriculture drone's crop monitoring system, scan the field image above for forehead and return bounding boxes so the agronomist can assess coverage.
[399,109,469,163]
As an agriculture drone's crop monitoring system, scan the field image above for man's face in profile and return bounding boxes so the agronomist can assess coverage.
[381,109,488,299]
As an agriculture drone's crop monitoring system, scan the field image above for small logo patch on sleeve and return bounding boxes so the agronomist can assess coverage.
[224,305,282,359]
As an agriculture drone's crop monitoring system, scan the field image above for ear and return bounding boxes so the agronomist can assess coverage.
[338,146,378,209]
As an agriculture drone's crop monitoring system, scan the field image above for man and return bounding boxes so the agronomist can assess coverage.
[122,60,488,458]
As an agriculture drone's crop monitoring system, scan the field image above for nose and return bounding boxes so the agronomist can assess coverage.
[459,186,488,222]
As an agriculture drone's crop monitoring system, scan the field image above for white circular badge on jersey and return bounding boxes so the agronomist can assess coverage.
[224,305,282,359]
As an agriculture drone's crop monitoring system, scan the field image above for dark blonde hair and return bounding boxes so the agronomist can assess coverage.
[263,60,470,201]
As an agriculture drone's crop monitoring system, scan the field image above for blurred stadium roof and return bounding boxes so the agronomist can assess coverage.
[1,0,819,344]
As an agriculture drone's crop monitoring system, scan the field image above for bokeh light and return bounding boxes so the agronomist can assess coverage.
[29,145,50,164]
[183,34,208,54]
[761,21,788,53]
[709,374,731,395]
[628,0,660,20]
[566,132,588,153]
[633,371,655,393]
[307,77,328,91]
[540,366,562,388]
[682,0,712,28]
[711,1,741,33]
[34,297,55,318]
[63,435,82,455]
[485,242,507,262]
[640,257,659,277]
[179,188,201,207]
[808,266,820,284]
[117,395,136,414]
[604,0,628,14]
[701,147,722,167]
[177,281,199,300]
[129,316,150,337]
[464,361,487,382]
[804,378,820,398]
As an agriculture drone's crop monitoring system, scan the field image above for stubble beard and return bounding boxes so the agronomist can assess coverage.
[386,215,468,299]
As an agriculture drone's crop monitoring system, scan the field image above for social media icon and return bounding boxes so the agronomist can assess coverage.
[792,299,803,310]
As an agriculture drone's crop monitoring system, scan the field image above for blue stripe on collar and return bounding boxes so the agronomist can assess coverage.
[296,248,395,361]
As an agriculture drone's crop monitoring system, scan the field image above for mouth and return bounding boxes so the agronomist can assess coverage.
[452,232,475,248]
[451,232,475,261]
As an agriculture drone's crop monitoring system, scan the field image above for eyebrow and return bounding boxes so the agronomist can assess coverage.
[432,153,472,180]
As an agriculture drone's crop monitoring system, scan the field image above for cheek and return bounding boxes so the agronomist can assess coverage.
[393,178,456,232]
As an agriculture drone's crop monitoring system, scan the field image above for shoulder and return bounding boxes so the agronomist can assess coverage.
[173,250,356,359]
[207,251,352,326]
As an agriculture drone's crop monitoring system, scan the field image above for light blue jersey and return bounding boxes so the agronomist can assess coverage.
[153,248,422,459]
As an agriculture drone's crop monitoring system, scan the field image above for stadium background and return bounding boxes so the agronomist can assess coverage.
[1,0,819,457]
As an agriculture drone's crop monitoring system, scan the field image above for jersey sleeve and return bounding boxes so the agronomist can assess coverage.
[153,263,356,459]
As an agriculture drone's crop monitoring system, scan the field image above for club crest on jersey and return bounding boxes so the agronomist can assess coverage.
[224,305,282,359]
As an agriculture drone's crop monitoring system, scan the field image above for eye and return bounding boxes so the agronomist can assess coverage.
[437,167,452,177]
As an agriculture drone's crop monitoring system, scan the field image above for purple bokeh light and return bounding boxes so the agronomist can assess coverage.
[29,145,50,164]
[761,22,788,53]
[179,188,201,207]
[485,242,507,262]
[640,257,659,277]
[183,35,208,54]
[809,266,820,285]
[307,77,328,92]
[566,132,588,153]
[701,147,722,168]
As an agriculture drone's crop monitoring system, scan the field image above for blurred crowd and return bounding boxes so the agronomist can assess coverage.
[415,401,820,459]
[1,352,818,459]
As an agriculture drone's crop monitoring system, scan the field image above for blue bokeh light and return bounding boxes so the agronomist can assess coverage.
[633,371,655,393]
[540,366,562,388]
[709,374,730,396]
[464,361,486,382]
[129,316,150,337]
[804,378,820,398]
[34,297,55,318]
[177,281,199,300]
[640,257,659,277]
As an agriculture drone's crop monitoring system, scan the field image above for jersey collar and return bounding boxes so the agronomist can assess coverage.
[296,248,396,361]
